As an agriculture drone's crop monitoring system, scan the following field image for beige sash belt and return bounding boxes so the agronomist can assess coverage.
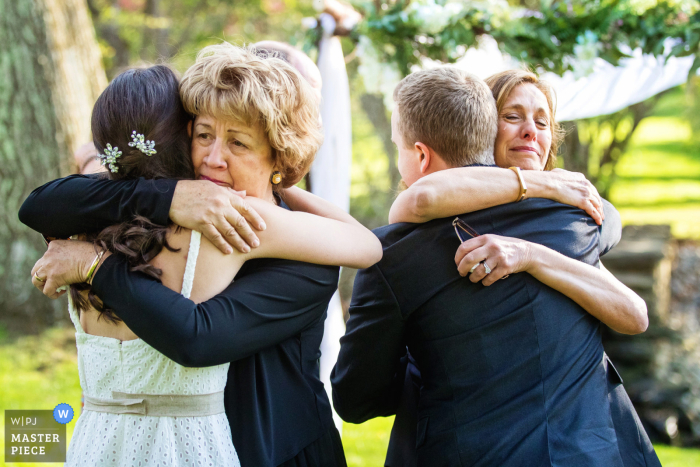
[84,390,225,417]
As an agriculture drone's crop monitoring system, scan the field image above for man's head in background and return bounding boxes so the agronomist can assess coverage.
[391,67,497,187]
[74,142,105,174]
[252,41,322,102]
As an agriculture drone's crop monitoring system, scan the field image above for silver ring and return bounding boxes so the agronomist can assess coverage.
[469,264,478,274]
[482,261,492,274]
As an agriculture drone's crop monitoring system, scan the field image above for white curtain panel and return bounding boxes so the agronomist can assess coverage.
[439,35,697,121]
[312,13,353,433]
[310,13,352,211]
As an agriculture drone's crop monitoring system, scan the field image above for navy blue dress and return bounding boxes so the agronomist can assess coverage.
[20,174,347,467]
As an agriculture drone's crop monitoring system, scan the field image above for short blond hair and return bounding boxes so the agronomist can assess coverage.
[180,42,323,188]
[393,67,497,167]
[485,70,563,171]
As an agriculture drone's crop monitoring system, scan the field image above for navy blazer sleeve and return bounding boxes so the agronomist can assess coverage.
[18,174,176,237]
[91,254,339,367]
[599,199,622,257]
[331,264,407,424]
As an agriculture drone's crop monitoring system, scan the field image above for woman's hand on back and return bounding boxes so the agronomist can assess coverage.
[454,234,533,286]
[31,240,109,299]
[528,169,605,225]
[454,233,649,334]
[170,180,267,254]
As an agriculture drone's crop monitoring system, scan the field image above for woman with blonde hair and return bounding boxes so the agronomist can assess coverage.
[385,68,659,467]
[22,43,379,466]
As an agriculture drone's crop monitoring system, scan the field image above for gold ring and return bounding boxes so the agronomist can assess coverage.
[34,272,46,282]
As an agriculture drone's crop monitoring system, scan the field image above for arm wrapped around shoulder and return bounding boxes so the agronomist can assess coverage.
[91,256,339,367]
[19,174,176,237]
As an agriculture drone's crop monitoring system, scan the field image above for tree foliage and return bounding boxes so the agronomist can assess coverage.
[87,0,318,77]
[346,0,700,78]
[561,95,665,198]
[302,0,700,196]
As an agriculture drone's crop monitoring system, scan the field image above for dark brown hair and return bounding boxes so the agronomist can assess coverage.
[71,65,195,322]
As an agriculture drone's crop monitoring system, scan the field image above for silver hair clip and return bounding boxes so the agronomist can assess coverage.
[128,131,157,156]
[99,144,122,173]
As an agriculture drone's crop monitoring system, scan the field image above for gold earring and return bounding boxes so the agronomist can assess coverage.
[270,171,282,185]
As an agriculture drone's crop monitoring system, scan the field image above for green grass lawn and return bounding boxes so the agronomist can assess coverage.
[1,327,81,467]
[610,88,700,239]
[2,326,700,466]
[341,417,700,466]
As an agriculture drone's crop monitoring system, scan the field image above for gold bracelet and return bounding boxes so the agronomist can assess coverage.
[509,166,527,202]
[86,249,105,285]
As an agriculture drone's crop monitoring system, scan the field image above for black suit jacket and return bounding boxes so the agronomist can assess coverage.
[19,175,340,467]
[385,351,660,467]
[332,198,659,466]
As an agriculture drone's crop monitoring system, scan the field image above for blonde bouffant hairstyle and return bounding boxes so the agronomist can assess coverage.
[179,42,323,188]
[393,67,497,167]
[485,69,563,171]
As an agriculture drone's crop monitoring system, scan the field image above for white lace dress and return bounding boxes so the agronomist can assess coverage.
[66,231,240,467]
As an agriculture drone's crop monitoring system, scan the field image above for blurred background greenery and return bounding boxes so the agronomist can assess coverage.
[76,0,700,234]
[3,0,700,465]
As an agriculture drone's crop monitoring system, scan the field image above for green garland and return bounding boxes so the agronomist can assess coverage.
[304,0,700,79]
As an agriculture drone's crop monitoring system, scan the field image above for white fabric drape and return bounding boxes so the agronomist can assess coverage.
[443,35,697,121]
[312,13,353,433]
[544,52,695,121]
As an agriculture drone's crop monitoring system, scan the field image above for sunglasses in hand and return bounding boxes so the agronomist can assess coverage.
[452,217,480,243]
[452,217,509,279]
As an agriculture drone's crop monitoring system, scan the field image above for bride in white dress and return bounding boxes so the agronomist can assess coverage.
[53,61,381,466]
[67,231,239,467]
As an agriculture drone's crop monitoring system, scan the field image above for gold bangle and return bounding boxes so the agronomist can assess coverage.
[509,166,527,202]
[85,249,105,285]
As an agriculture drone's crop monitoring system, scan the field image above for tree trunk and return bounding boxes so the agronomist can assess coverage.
[559,92,664,199]
[560,121,590,175]
[87,0,130,78]
[144,0,171,60]
[0,0,107,334]
[360,93,401,190]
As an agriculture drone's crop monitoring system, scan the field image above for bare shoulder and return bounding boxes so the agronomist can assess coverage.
[247,196,287,217]
[189,233,247,304]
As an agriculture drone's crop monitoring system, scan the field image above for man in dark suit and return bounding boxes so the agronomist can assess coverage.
[332,67,660,466]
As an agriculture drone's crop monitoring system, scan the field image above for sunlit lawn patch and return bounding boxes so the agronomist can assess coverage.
[611,94,700,239]
[342,416,700,466]
[342,417,394,467]
[0,326,81,467]
[654,444,700,466]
